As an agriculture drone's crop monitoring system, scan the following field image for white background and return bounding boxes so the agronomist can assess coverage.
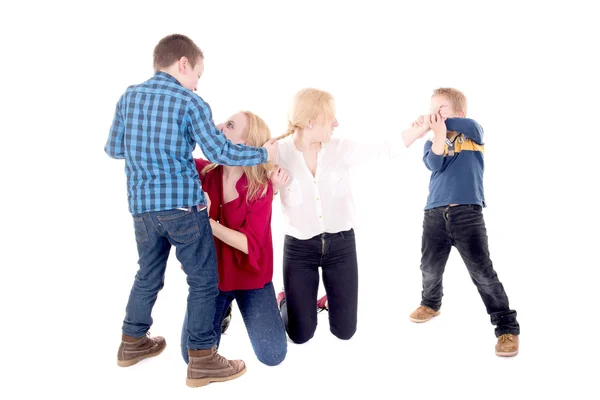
[2,0,599,399]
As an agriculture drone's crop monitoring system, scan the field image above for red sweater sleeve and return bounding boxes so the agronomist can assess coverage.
[233,184,273,272]
[194,158,211,184]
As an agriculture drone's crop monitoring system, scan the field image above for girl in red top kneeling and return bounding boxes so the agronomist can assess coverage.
[180,111,287,366]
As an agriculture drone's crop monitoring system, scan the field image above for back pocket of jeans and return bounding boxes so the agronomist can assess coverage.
[133,216,149,244]
[157,211,201,244]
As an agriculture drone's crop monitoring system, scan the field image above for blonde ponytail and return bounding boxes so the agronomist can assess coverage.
[275,88,334,143]
[274,125,297,141]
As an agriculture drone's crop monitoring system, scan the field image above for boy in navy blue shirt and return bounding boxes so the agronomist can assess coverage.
[402,88,520,357]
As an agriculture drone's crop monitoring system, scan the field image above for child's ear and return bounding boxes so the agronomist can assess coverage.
[179,56,189,73]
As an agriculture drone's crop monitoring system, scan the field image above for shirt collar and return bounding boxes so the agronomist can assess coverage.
[154,71,182,86]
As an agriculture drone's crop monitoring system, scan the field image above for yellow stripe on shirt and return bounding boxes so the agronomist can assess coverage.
[444,133,485,156]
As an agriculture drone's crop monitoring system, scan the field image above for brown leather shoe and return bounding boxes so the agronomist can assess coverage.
[117,332,166,367]
[186,346,246,387]
[409,305,441,323]
[495,334,519,357]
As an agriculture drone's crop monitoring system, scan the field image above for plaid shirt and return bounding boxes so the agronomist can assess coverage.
[105,72,267,214]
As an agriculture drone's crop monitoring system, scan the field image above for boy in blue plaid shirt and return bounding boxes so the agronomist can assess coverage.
[105,34,278,387]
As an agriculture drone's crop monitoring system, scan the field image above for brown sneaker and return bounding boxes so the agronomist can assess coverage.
[117,332,166,367]
[186,346,246,387]
[495,334,519,357]
[409,305,441,323]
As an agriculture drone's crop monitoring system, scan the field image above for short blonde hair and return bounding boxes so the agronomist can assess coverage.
[432,87,467,116]
[275,88,336,141]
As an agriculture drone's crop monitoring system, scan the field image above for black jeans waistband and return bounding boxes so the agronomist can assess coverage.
[286,228,354,242]
[428,204,482,212]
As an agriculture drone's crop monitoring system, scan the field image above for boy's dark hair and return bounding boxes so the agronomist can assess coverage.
[153,34,204,71]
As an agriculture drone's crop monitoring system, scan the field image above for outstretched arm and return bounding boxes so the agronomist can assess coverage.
[401,115,430,147]
[186,96,272,165]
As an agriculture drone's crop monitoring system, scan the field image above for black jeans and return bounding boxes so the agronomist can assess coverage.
[281,229,358,344]
[421,205,520,337]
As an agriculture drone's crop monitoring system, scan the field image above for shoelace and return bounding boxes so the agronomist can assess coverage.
[211,350,229,366]
[498,334,514,343]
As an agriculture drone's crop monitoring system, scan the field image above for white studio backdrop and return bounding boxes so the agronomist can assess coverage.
[1,0,598,399]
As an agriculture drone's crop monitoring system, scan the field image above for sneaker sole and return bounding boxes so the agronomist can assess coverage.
[409,312,440,323]
[186,366,247,387]
[117,344,167,367]
[495,350,519,357]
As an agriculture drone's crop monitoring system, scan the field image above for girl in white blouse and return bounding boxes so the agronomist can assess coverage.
[271,88,424,343]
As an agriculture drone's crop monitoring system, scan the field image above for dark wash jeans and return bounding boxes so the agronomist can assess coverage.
[123,206,219,350]
[181,281,287,366]
[420,204,520,337]
[280,229,358,344]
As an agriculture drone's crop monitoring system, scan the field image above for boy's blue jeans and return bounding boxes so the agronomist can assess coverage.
[122,206,218,350]
[181,281,287,366]
[420,204,520,337]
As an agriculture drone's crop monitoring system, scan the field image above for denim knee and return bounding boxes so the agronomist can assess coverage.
[256,345,287,366]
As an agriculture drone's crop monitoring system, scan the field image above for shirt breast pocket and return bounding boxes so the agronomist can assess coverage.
[329,171,349,197]
[281,179,303,207]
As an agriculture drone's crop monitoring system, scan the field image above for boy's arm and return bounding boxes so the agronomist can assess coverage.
[429,113,447,155]
[422,114,447,171]
[105,96,125,159]
[423,140,445,171]
[445,118,484,143]
[186,97,268,166]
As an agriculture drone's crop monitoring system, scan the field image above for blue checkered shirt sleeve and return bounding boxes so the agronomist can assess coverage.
[105,94,125,159]
[104,72,268,214]
[186,96,267,165]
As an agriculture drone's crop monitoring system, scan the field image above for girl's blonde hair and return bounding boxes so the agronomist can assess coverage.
[201,111,272,202]
[274,88,336,141]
